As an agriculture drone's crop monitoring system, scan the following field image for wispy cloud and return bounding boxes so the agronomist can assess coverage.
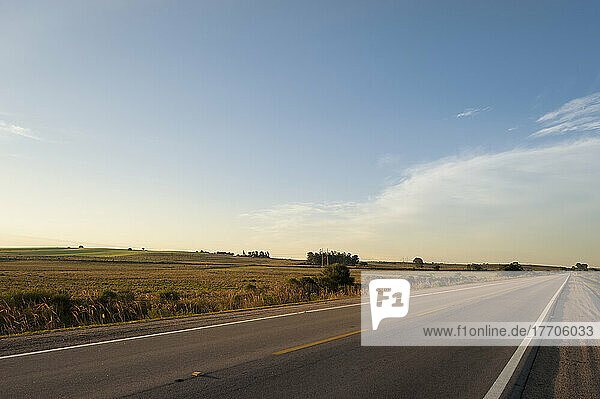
[242,138,600,263]
[456,106,491,118]
[242,202,362,236]
[507,127,517,132]
[0,120,42,141]
[532,92,600,138]
[376,154,400,168]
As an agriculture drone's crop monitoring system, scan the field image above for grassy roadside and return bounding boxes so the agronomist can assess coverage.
[0,249,361,335]
[0,292,360,338]
[0,277,361,335]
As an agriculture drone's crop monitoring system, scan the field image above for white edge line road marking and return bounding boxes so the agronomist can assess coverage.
[483,273,570,399]
[0,274,562,361]
[410,274,557,299]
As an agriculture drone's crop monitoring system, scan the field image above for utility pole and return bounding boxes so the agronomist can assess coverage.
[320,249,323,267]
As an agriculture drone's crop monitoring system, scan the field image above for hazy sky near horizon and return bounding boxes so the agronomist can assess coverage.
[2,1,600,265]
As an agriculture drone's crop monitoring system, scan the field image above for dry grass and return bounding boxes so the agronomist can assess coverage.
[0,249,360,335]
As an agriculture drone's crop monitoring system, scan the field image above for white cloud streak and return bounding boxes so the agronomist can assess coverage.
[376,154,400,167]
[456,106,491,118]
[532,92,600,138]
[0,120,42,141]
[243,138,600,264]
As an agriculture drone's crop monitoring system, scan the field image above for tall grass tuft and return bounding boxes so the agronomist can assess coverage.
[0,282,360,335]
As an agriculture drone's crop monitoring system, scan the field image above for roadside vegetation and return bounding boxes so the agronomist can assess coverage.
[0,249,359,335]
[0,280,358,336]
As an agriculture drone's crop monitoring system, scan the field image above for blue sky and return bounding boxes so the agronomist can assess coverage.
[1,1,600,264]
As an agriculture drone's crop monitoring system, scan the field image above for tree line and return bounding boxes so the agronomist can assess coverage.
[242,250,270,258]
[306,250,360,266]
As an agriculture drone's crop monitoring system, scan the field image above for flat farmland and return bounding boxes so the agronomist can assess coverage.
[0,256,328,294]
[0,249,359,335]
[0,248,559,335]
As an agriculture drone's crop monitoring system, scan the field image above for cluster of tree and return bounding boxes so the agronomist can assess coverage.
[572,262,588,271]
[411,258,442,270]
[216,251,234,255]
[288,263,356,297]
[242,250,270,258]
[504,261,523,271]
[306,250,360,266]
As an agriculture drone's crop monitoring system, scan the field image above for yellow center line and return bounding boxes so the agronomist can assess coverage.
[274,281,539,355]
[273,329,366,355]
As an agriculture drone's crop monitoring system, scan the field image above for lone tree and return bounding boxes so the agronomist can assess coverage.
[413,257,424,267]
[573,262,588,271]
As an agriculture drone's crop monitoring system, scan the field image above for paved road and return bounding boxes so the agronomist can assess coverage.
[0,273,593,398]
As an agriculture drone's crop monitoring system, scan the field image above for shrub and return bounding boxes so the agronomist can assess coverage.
[158,290,180,301]
[287,276,322,299]
[319,264,355,291]
[287,277,300,286]
[504,262,523,271]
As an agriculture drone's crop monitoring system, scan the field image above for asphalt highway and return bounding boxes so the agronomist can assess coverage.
[1,273,592,399]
